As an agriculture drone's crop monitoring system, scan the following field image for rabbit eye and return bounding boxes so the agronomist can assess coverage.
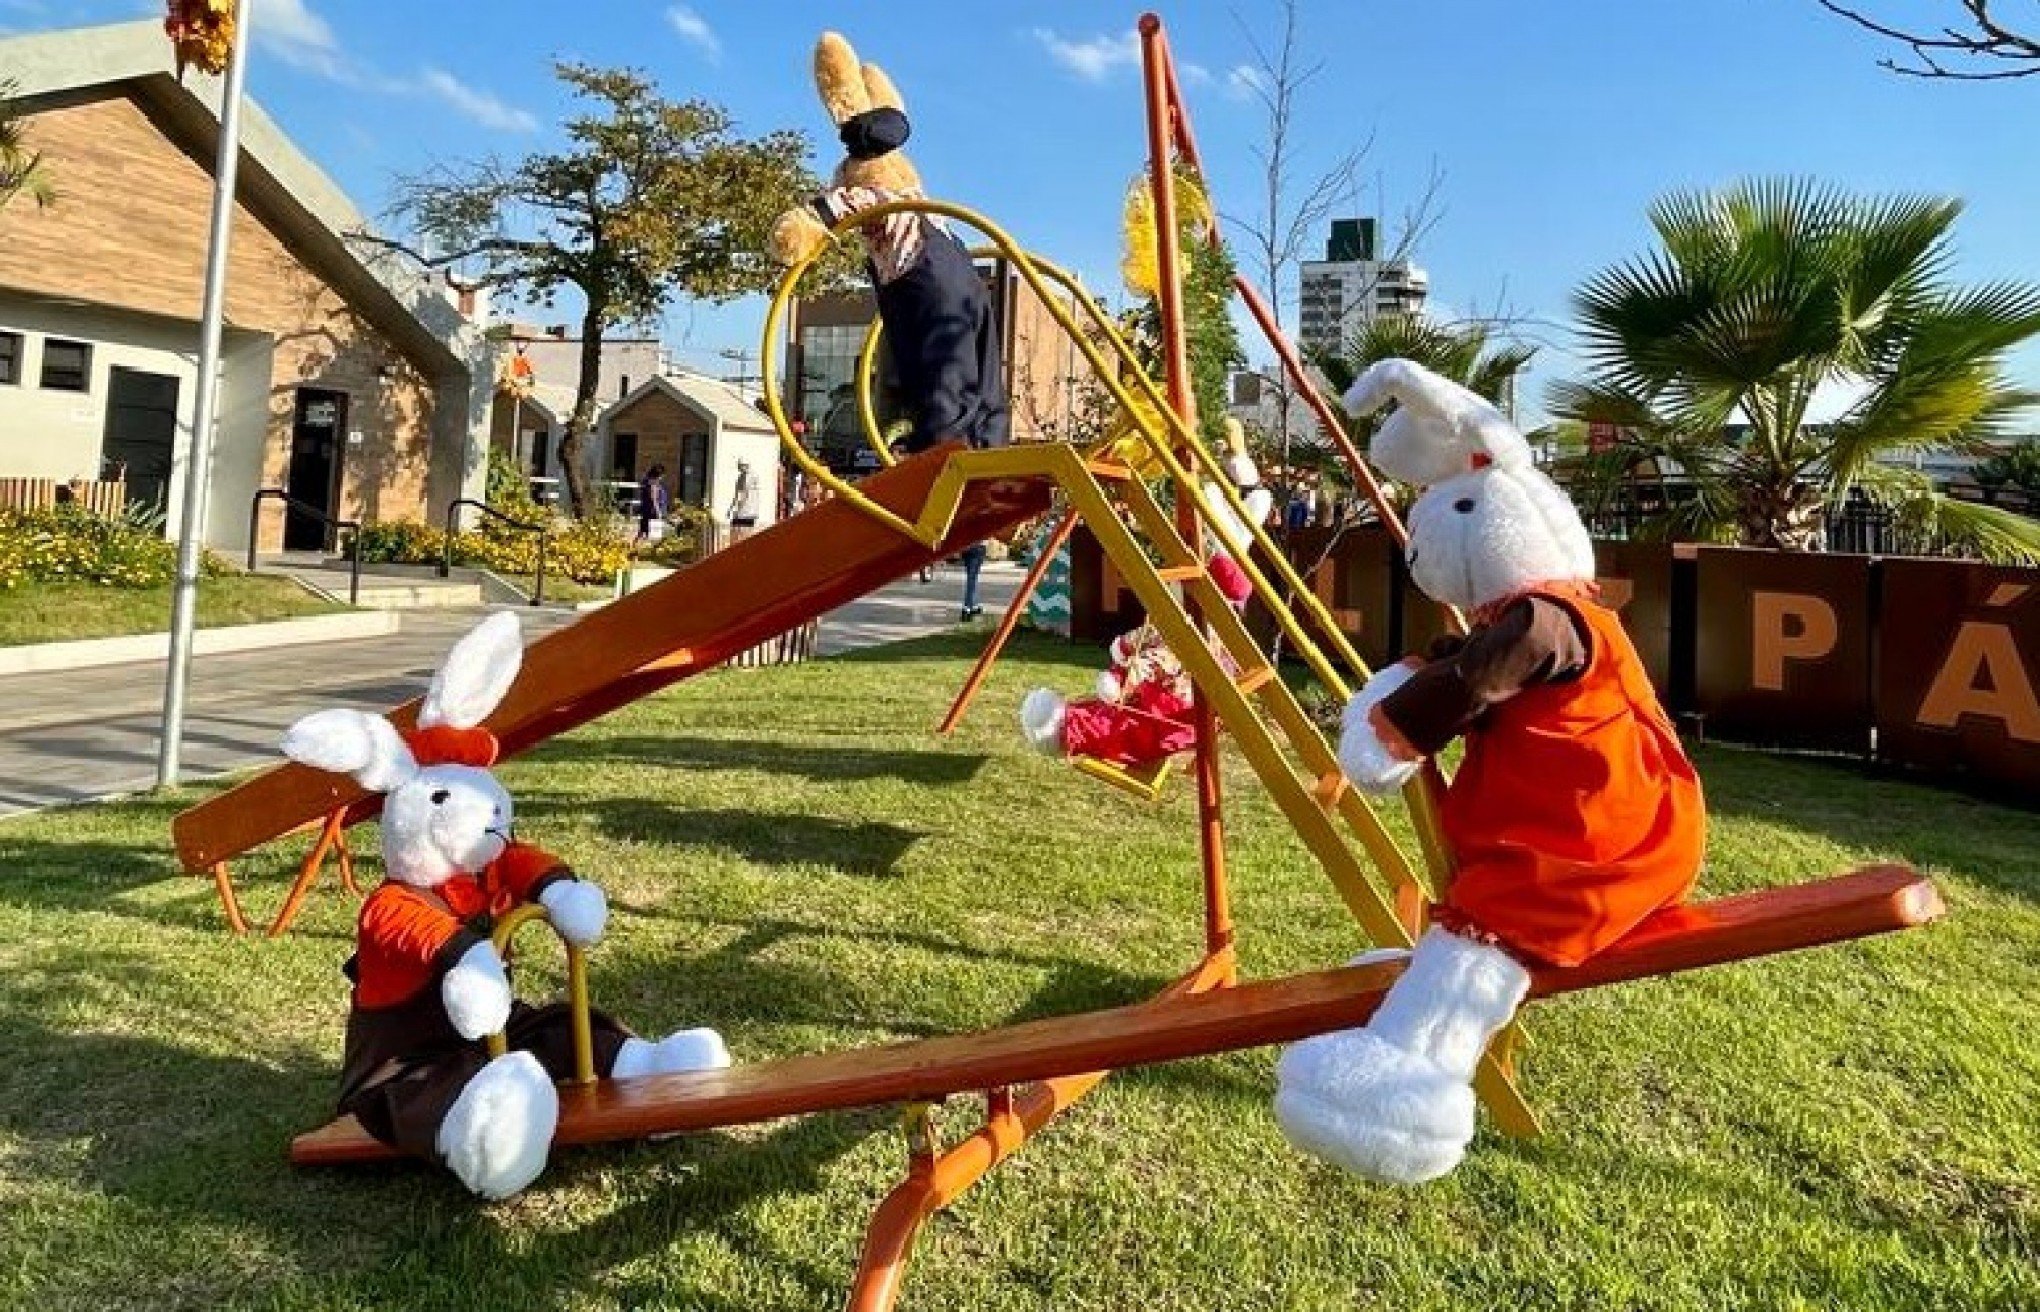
[1453,498,1477,514]
[430,789,450,805]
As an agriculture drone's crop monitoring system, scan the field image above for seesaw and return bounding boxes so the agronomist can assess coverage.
[181,15,1948,1312]
[295,866,1941,1311]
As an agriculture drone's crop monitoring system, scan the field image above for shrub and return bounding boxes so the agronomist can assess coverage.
[347,514,629,585]
[0,506,229,591]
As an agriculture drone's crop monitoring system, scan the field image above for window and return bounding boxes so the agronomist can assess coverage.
[0,332,20,385]
[40,338,92,392]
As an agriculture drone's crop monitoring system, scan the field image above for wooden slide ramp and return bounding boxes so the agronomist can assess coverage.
[173,443,1049,873]
[292,865,1943,1166]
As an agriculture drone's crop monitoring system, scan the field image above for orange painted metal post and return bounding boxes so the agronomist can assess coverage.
[843,947,1235,1312]
[267,807,345,938]
[210,862,248,936]
[937,510,1077,735]
[1141,14,1235,963]
[335,825,361,897]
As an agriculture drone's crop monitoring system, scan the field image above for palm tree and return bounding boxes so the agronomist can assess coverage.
[1552,179,2040,560]
[0,80,55,212]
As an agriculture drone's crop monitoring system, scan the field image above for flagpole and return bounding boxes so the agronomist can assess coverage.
[157,0,257,789]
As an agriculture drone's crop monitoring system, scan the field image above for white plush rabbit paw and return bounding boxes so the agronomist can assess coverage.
[442,941,513,1040]
[436,1051,559,1200]
[1337,706,1422,794]
[612,1027,733,1080]
[538,879,608,948]
[1272,1029,1475,1185]
[1019,688,1067,755]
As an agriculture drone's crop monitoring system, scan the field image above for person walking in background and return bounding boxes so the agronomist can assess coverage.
[635,464,669,548]
[957,541,987,621]
[728,459,759,537]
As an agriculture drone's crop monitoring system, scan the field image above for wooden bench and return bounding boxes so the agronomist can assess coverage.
[292,864,1942,1166]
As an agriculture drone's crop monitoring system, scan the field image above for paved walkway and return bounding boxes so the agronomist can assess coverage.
[0,562,1021,818]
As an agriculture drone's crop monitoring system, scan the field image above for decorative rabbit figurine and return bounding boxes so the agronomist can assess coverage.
[1271,359,1706,1184]
[281,612,730,1201]
[767,31,1009,455]
[1019,425,1272,767]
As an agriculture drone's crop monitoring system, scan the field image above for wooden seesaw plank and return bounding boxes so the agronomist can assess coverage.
[292,864,1942,1166]
[174,443,1051,874]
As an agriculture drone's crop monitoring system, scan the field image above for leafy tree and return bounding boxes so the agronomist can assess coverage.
[1971,439,2040,497]
[370,63,817,516]
[0,80,54,212]
[1551,179,2040,561]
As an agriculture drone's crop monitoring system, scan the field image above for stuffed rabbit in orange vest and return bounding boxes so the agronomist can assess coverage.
[1273,359,1706,1184]
[283,612,730,1200]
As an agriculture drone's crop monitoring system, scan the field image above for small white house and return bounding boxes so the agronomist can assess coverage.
[597,373,782,528]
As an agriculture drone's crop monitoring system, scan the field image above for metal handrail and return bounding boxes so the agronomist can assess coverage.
[248,488,360,606]
[442,497,549,606]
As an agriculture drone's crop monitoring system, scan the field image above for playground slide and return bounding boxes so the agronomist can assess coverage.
[172,443,1051,873]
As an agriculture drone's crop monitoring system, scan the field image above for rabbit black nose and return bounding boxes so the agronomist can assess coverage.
[430,789,450,805]
[1454,498,1476,514]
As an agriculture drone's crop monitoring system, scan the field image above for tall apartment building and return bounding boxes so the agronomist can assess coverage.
[1297,218,1428,357]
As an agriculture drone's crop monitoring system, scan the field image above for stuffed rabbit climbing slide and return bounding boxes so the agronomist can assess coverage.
[282,612,731,1201]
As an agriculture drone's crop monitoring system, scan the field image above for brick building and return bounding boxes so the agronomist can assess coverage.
[0,22,493,552]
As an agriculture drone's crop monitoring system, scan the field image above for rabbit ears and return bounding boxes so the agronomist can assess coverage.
[419,610,524,731]
[815,31,907,127]
[1220,416,1262,489]
[1341,358,1532,489]
[279,612,523,791]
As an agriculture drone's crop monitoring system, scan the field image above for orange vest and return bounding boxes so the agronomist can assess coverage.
[1438,593,1704,968]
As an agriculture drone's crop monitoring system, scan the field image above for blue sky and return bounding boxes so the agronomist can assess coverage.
[9,0,2040,408]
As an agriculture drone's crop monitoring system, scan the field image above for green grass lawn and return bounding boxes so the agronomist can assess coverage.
[0,576,344,647]
[0,632,2033,1311]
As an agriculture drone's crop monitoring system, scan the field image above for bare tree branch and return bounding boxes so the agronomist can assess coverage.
[1814,0,2040,79]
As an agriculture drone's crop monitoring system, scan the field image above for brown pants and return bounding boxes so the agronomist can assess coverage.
[342,1002,632,1161]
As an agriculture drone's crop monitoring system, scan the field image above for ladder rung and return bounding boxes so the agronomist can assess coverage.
[1313,771,1349,810]
[1085,460,1135,481]
[1156,563,1206,583]
[1234,665,1277,696]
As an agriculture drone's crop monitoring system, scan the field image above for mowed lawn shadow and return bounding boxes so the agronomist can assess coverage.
[552,799,924,880]
[1691,742,2040,903]
[537,733,989,788]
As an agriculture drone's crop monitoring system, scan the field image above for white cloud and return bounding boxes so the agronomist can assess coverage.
[1033,28,1140,82]
[1181,62,1214,87]
[1225,64,1270,102]
[420,69,540,133]
[666,5,722,61]
[254,0,347,81]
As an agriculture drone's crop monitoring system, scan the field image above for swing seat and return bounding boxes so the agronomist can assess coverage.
[1072,754,1175,801]
[291,864,1940,1168]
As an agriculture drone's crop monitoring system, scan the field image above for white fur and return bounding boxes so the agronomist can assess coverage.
[1224,449,1260,489]
[1342,359,1531,487]
[1272,928,1529,1184]
[611,1027,734,1080]
[538,879,608,948]
[441,940,513,1041]
[419,610,524,731]
[281,710,415,792]
[1204,481,1276,558]
[435,1051,558,1200]
[1337,661,1422,792]
[1403,467,1595,613]
[1019,688,1066,755]
[1095,669,1123,702]
[379,763,513,888]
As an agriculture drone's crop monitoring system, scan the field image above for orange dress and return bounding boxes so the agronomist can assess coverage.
[1430,594,1704,967]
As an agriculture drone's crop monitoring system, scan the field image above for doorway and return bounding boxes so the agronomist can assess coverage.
[285,388,347,551]
[101,367,181,527]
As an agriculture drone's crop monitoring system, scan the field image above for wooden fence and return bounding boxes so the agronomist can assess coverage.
[1070,525,2040,803]
[0,477,128,516]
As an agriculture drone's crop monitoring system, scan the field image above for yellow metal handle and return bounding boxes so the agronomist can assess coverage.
[483,901,596,1086]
